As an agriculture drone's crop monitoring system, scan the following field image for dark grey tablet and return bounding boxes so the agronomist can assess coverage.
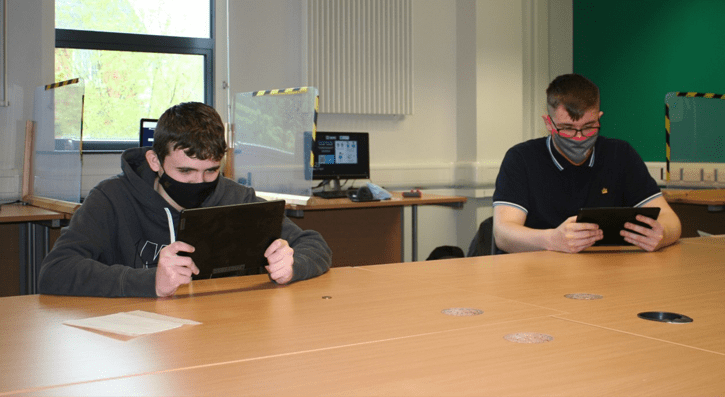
[177,200,285,279]
[576,207,661,246]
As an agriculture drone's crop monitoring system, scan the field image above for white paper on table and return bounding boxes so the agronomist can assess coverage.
[63,310,201,337]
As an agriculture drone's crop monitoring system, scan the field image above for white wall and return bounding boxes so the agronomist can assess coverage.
[0,0,572,260]
[0,1,54,201]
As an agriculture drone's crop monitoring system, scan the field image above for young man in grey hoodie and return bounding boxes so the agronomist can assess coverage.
[39,102,332,298]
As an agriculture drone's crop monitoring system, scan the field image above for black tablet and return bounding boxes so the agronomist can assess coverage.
[177,200,285,279]
[576,207,661,246]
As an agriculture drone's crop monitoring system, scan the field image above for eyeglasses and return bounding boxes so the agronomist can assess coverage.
[548,116,600,139]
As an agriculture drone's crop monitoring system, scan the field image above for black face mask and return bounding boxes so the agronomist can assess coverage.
[158,171,218,209]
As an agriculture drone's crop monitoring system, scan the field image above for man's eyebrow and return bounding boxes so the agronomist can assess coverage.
[175,165,220,172]
[558,120,598,127]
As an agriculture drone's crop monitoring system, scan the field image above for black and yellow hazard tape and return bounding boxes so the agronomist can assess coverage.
[675,92,725,99]
[311,94,318,167]
[313,94,318,140]
[665,103,671,182]
[253,87,309,97]
[45,78,80,91]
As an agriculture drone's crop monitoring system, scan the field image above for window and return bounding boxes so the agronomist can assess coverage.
[55,0,214,152]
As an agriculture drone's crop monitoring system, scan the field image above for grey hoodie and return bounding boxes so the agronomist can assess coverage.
[38,147,331,297]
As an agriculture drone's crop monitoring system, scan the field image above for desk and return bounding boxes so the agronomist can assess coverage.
[0,203,68,295]
[663,188,725,237]
[286,191,466,265]
[2,237,723,396]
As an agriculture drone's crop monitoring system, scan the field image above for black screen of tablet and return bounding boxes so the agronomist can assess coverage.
[177,200,285,279]
[576,207,661,246]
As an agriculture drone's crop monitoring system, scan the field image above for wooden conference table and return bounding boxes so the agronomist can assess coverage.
[2,237,723,396]
[286,191,467,265]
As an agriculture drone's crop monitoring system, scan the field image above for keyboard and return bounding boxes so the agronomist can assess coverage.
[255,191,310,206]
[313,189,356,199]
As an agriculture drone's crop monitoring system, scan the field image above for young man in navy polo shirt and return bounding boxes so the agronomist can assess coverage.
[492,74,681,254]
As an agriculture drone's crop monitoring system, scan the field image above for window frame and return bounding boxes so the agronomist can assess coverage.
[54,1,215,153]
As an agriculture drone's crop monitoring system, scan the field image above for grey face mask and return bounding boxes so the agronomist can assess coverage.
[552,133,598,165]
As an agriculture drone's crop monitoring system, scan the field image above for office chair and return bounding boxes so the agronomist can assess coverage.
[427,215,499,261]
[426,245,465,260]
[466,216,498,256]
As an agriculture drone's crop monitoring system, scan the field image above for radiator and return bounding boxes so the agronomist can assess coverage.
[307,0,413,115]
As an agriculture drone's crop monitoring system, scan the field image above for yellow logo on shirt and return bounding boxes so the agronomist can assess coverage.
[601,188,608,194]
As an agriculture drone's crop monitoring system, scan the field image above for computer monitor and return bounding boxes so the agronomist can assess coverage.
[312,132,370,191]
[139,118,158,147]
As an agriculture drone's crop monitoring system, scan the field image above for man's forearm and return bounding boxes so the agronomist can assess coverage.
[494,223,552,253]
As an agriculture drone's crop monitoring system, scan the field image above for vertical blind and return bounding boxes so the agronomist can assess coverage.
[307,0,413,115]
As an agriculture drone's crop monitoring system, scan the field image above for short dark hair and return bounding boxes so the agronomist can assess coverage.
[153,102,228,164]
[546,74,600,121]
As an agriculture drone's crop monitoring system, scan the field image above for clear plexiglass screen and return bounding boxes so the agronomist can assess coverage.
[233,88,318,197]
[32,81,84,203]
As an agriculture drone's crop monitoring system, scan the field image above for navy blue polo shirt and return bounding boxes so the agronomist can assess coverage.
[492,135,662,230]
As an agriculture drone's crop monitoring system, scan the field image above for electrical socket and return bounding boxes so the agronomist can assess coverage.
[681,167,702,182]
[717,167,725,183]
[703,169,716,182]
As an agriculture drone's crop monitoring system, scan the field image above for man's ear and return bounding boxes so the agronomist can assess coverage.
[145,150,162,172]
[542,115,554,133]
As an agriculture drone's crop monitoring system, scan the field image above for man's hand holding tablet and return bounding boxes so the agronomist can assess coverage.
[549,216,604,253]
[576,207,662,250]
[155,241,200,297]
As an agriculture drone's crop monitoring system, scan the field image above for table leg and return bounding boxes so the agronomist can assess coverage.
[411,205,418,261]
[24,223,35,294]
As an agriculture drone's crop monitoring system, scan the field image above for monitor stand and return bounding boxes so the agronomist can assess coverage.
[322,178,340,192]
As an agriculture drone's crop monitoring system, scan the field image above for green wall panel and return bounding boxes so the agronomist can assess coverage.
[573,0,725,162]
